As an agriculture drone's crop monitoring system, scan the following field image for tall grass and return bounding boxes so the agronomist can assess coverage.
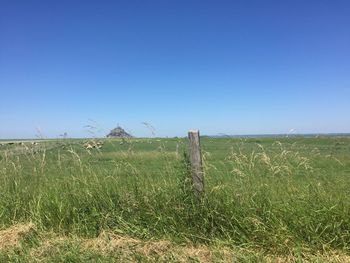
[0,137,349,257]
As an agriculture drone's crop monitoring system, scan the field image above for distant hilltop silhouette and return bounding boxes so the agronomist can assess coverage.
[106,126,133,138]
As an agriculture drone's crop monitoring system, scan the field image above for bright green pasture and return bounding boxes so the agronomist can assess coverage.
[0,136,350,260]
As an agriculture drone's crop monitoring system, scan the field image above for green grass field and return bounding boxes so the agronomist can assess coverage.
[0,136,350,262]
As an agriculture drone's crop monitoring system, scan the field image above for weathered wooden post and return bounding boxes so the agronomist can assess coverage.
[188,130,204,198]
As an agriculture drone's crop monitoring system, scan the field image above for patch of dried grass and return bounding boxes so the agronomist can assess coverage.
[82,232,234,262]
[0,223,35,250]
[2,225,349,262]
[83,232,171,259]
[29,235,68,261]
[181,245,215,262]
[83,233,350,263]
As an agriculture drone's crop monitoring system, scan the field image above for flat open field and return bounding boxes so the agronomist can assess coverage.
[1,137,350,262]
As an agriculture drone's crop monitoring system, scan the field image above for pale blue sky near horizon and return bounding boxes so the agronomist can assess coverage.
[1,0,350,138]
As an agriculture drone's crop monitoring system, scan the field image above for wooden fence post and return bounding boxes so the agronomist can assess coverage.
[188,130,204,198]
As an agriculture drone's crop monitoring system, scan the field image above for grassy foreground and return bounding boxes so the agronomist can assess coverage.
[0,136,350,262]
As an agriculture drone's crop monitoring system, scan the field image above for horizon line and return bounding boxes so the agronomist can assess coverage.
[1,132,350,141]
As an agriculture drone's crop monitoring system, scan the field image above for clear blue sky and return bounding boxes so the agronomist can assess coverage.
[1,0,349,138]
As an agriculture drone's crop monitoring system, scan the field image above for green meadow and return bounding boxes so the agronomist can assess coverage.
[0,136,350,262]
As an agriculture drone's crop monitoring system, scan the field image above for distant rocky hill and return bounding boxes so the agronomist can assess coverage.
[106,126,133,138]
